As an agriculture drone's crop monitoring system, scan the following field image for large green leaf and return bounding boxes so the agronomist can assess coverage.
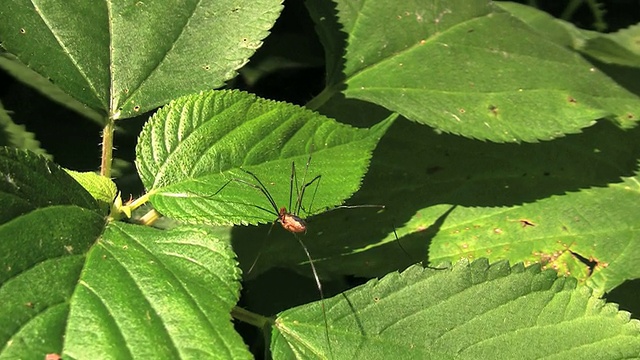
[227,112,640,295]
[428,180,640,295]
[271,260,640,359]
[0,148,104,358]
[136,90,395,226]
[0,149,245,359]
[64,223,247,359]
[306,0,640,142]
[0,0,282,119]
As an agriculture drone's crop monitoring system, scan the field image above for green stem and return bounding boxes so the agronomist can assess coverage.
[305,85,338,111]
[231,306,271,329]
[560,0,583,21]
[100,118,115,177]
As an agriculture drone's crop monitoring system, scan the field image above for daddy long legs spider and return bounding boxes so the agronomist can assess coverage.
[217,152,386,358]
[214,154,323,270]
[215,153,333,355]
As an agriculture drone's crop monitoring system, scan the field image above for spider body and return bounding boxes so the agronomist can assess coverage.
[278,207,307,233]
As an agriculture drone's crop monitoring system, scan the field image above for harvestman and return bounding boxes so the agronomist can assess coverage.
[216,152,385,357]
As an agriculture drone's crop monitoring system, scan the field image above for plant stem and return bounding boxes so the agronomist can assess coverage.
[560,0,583,21]
[305,85,338,111]
[100,118,115,177]
[231,306,271,329]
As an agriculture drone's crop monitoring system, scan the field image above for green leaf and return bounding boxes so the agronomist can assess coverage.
[0,148,105,358]
[65,170,117,215]
[0,56,103,124]
[64,223,248,359]
[0,148,247,358]
[0,0,282,119]
[271,260,640,359]
[228,116,640,294]
[401,121,640,294]
[307,0,640,142]
[499,2,640,69]
[136,90,396,226]
[0,257,87,359]
[602,24,640,63]
[579,30,640,68]
[494,2,575,47]
[0,100,51,159]
[429,177,640,295]
[0,147,100,225]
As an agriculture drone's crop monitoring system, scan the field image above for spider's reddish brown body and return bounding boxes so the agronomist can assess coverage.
[278,207,307,233]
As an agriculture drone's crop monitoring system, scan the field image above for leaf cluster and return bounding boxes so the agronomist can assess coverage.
[1,1,640,359]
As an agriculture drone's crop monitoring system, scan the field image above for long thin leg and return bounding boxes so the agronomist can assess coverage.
[239,169,280,216]
[294,235,333,359]
[302,149,313,185]
[297,174,321,216]
[214,176,279,217]
[213,179,233,196]
[247,220,278,274]
[392,224,414,265]
[391,224,447,271]
[293,150,313,214]
[289,161,295,213]
[319,203,385,214]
